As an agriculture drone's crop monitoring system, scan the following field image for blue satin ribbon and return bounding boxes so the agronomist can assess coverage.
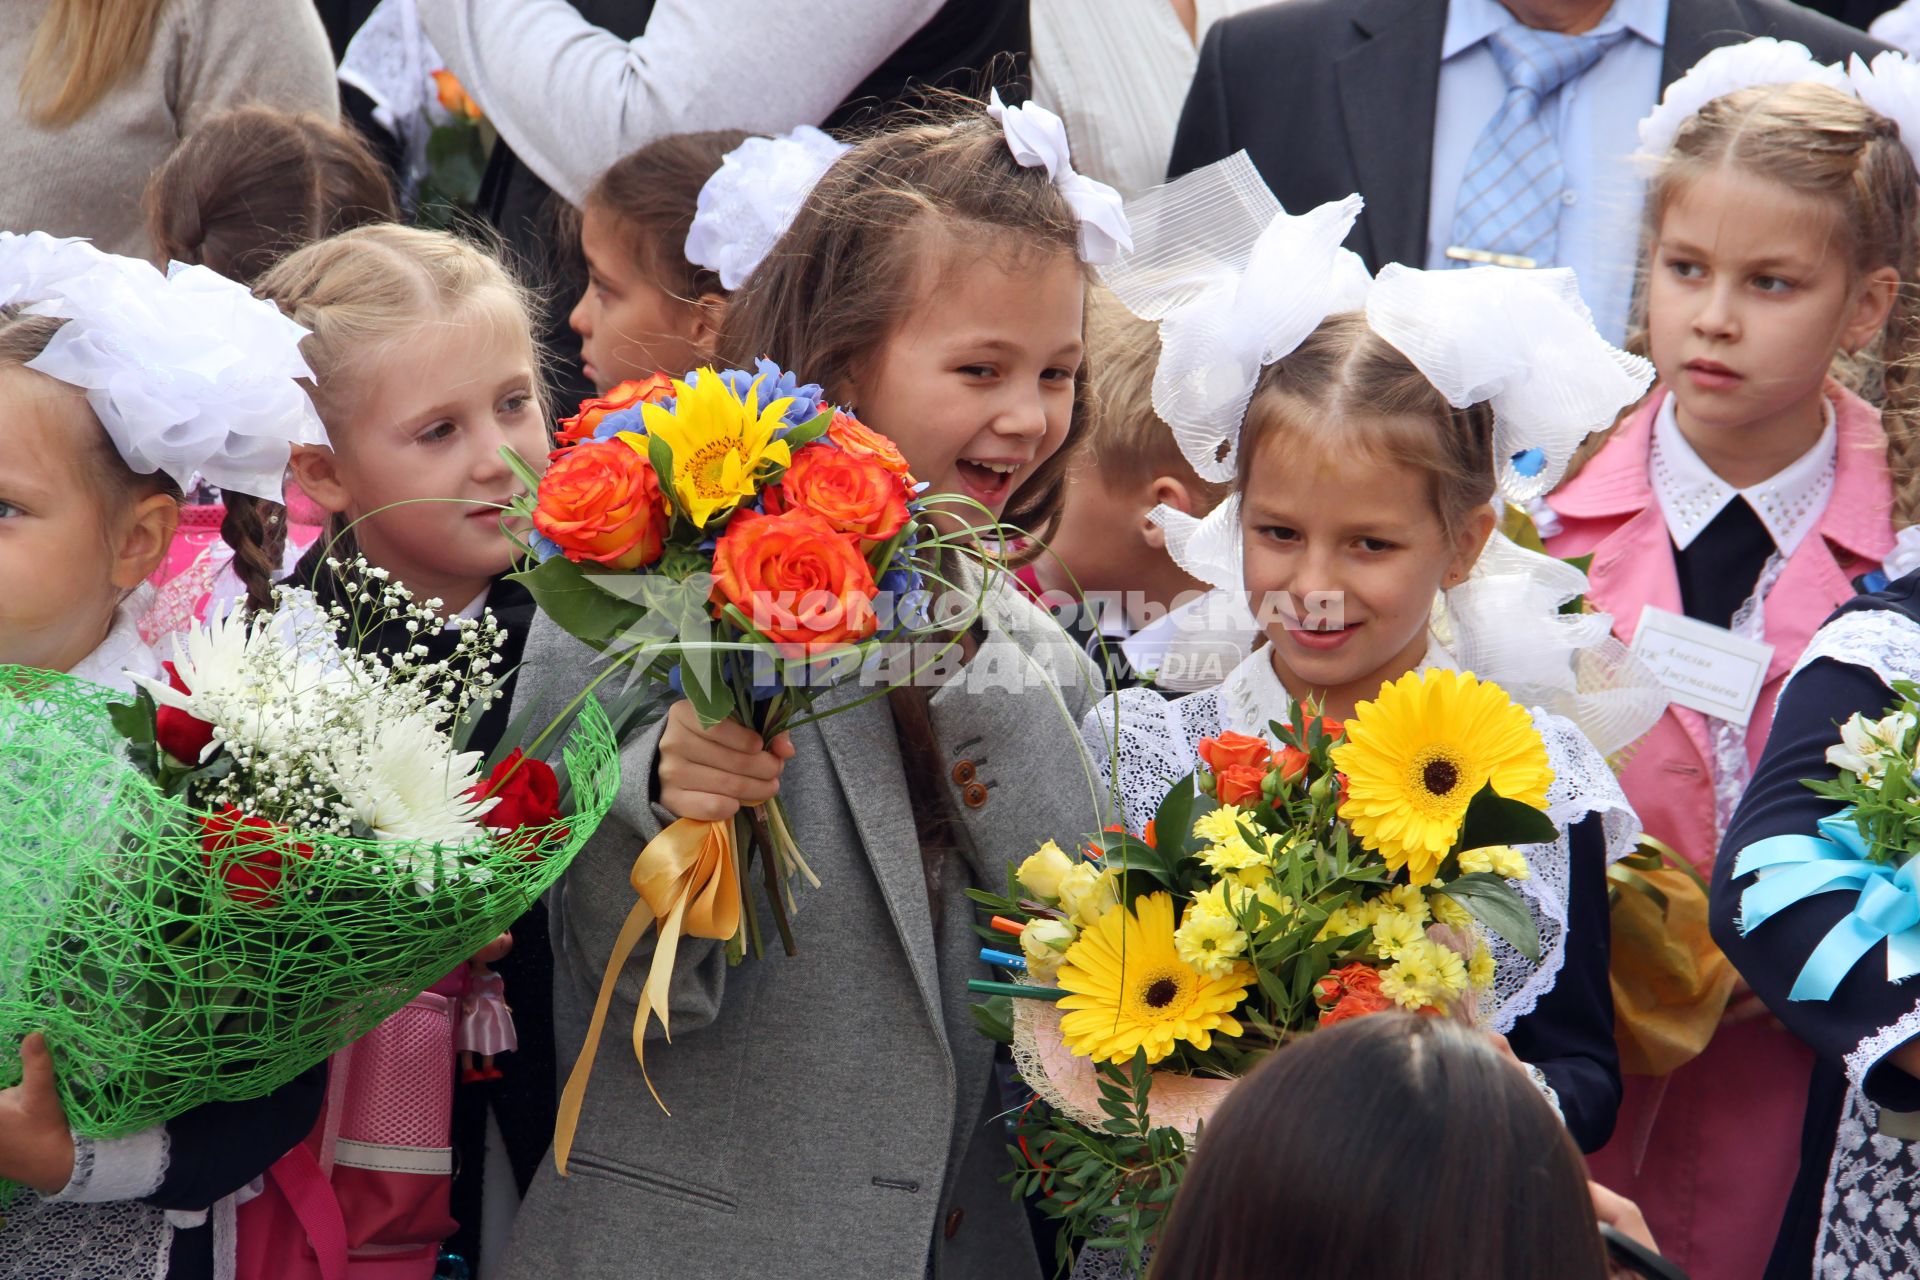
[1734,807,1920,1001]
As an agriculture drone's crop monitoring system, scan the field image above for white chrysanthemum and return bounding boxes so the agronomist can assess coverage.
[331,712,497,871]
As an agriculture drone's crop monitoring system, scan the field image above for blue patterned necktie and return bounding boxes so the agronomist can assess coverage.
[1448,22,1628,268]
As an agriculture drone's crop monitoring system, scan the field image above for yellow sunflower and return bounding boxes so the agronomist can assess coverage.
[635,368,793,527]
[1330,669,1553,886]
[1055,892,1254,1065]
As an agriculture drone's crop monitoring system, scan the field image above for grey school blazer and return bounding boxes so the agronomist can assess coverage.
[499,566,1102,1279]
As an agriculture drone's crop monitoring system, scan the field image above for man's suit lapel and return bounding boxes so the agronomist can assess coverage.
[1337,0,1446,268]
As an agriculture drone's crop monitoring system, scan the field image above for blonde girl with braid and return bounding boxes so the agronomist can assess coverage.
[1544,47,1920,1280]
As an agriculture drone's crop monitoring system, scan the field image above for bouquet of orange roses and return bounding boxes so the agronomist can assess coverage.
[503,361,940,959]
[970,670,1557,1271]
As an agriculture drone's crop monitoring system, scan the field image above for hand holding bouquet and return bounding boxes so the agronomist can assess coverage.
[972,669,1557,1269]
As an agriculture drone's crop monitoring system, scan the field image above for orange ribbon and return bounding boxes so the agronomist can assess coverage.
[553,816,741,1174]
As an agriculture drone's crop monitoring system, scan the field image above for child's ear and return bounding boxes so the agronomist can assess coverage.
[288,445,352,514]
[109,492,181,589]
[1141,474,1197,548]
[689,292,728,362]
[1845,266,1902,354]
[1444,503,1500,588]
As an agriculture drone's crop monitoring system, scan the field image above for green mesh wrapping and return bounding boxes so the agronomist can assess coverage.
[0,665,619,1138]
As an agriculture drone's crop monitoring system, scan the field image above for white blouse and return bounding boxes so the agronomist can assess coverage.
[1029,0,1272,200]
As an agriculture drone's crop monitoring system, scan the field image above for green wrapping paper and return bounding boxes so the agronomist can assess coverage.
[0,665,619,1139]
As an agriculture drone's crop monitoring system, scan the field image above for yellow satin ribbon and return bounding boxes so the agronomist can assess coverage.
[553,815,742,1175]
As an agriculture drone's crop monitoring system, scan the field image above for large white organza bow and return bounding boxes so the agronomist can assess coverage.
[1366,264,1654,502]
[987,89,1133,264]
[684,126,850,291]
[1,234,328,501]
[0,232,141,310]
[1099,151,1369,484]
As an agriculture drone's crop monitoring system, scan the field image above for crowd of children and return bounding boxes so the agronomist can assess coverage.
[12,31,1920,1280]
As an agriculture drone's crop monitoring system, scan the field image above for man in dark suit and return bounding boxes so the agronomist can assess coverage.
[1169,0,1884,340]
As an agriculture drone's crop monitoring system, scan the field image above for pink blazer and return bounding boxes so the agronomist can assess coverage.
[1544,384,1895,875]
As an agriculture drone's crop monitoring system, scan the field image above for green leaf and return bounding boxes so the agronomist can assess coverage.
[780,407,835,450]
[647,433,678,519]
[1453,781,1558,853]
[970,995,1012,1045]
[1151,775,1201,853]
[1437,872,1541,960]
[499,444,545,493]
[507,554,649,651]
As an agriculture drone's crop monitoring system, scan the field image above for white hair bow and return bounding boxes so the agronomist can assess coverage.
[1098,150,1369,484]
[1847,50,1920,174]
[0,233,328,501]
[1636,37,1853,162]
[987,89,1133,264]
[1366,264,1654,501]
[684,126,850,291]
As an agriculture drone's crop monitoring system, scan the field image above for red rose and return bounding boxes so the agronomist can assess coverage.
[199,806,311,907]
[154,661,215,764]
[531,439,670,570]
[1197,731,1273,774]
[1142,819,1156,850]
[469,750,566,853]
[554,374,675,447]
[711,508,880,655]
[763,442,910,543]
[1275,745,1309,784]
[1213,762,1270,808]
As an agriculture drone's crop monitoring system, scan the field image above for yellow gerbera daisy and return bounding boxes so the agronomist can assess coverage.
[1331,669,1553,886]
[1056,892,1254,1065]
[635,368,794,527]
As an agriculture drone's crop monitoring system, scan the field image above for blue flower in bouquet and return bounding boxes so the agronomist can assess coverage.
[590,405,650,442]
[745,358,825,427]
[529,530,566,563]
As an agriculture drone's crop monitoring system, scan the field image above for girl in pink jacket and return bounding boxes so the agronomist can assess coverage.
[1544,44,1920,1280]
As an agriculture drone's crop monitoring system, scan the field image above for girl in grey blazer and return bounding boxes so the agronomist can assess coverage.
[499,102,1123,1279]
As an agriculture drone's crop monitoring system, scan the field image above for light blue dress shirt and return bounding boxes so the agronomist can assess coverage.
[1425,0,1668,344]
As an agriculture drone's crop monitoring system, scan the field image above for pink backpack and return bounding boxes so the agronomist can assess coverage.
[235,974,463,1280]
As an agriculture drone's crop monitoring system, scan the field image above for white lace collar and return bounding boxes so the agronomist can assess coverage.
[1651,392,1837,555]
[1219,637,1460,734]
[66,585,163,694]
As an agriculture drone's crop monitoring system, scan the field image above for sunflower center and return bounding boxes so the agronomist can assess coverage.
[685,440,743,499]
[1422,757,1460,796]
[1143,978,1178,1008]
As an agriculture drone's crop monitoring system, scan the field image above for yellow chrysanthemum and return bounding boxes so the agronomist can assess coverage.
[1379,961,1433,1010]
[1469,944,1496,989]
[1385,883,1431,924]
[1318,902,1373,942]
[1193,806,1249,845]
[636,367,794,527]
[1199,833,1267,875]
[1370,910,1426,960]
[1173,912,1248,979]
[1430,892,1474,931]
[1057,892,1254,1065]
[1332,669,1554,886]
[1457,844,1532,880]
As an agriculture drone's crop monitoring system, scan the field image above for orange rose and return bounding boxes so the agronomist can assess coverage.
[1197,730,1273,774]
[431,69,482,122]
[1213,762,1269,808]
[1314,962,1391,1026]
[712,509,880,654]
[764,443,910,543]
[555,374,675,447]
[532,440,668,570]
[826,411,911,477]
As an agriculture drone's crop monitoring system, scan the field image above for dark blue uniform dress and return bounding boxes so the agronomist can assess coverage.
[1714,571,1920,1278]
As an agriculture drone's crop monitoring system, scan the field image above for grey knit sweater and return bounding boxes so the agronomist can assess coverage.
[1,0,340,260]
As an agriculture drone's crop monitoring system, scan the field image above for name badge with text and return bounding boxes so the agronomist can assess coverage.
[1630,606,1775,723]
